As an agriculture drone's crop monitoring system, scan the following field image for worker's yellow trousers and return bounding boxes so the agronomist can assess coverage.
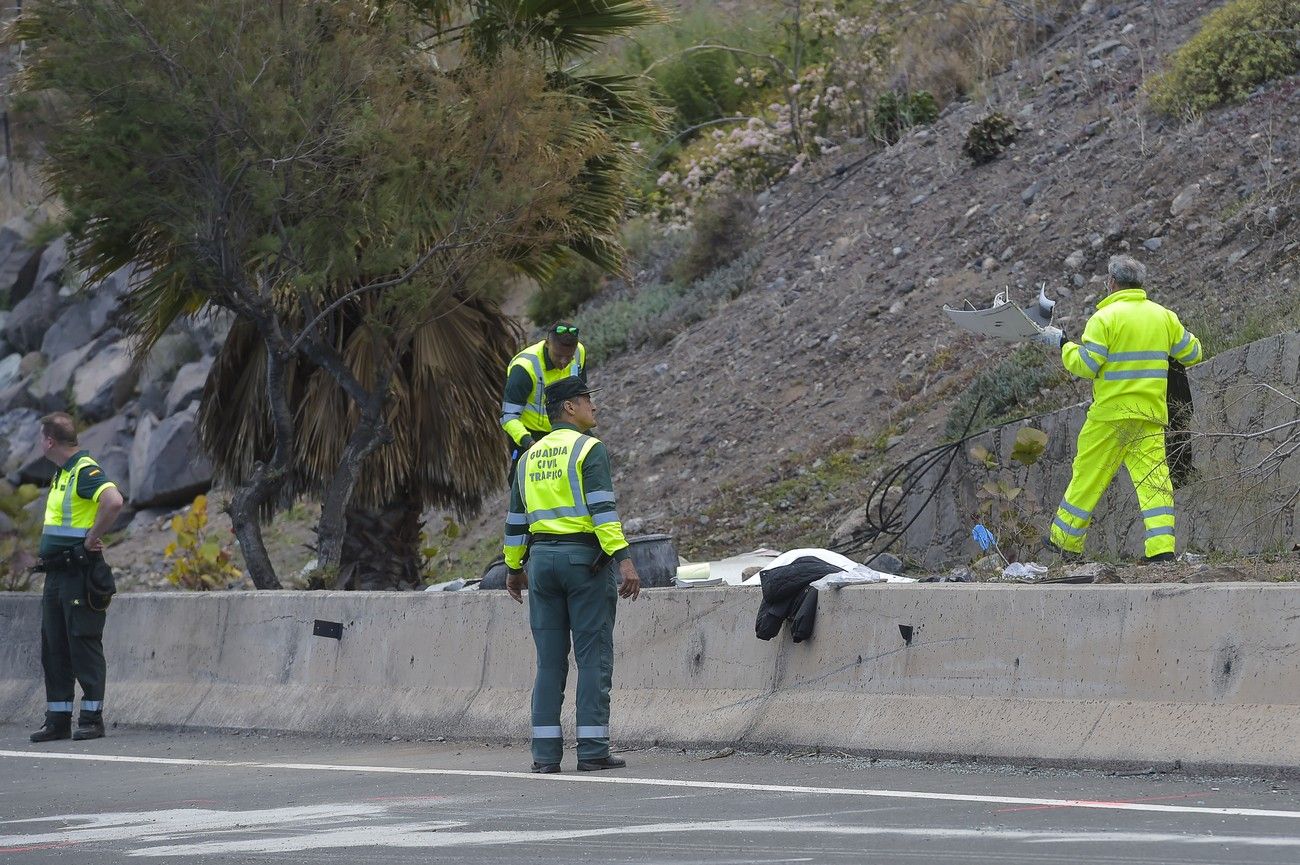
[1049,417,1176,558]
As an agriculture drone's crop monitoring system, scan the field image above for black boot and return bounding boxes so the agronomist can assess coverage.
[73,710,105,741]
[30,712,72,743]
[577,755,626,772]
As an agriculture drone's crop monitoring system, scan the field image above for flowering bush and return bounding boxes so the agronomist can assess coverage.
[650,1,898,220]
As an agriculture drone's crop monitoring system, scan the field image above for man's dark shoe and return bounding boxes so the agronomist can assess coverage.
[1143,552,1176,565]
[73,711,105,741]
[30,712,72,743]
[577,755,626,772]
[531,762,561,774]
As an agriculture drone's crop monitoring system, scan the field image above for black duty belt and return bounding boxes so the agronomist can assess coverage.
[530,532,600,548]
[34,546,95,573]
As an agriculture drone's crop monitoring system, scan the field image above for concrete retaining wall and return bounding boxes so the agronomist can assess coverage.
[896,332,1300,568]
[3,585,1299,772]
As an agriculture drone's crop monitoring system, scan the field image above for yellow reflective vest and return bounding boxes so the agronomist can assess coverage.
[43,453,110,544]
[1062,288,1204,423]
[503,426,627,570]
[500,341,586,446]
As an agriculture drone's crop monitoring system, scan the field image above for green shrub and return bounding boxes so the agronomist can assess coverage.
[620,9,772,131]
[0,482,43,592]
[526,253,606,326]
[944,346,1069,440]
[962,111,1018,164]
[583,250,760,364]
[671,192,756,285]
[870,90,939,144]
[1148,0,1300,116]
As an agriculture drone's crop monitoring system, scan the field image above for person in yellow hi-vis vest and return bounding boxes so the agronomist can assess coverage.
[1033,256,1204,562]
[503,376,640,774]
[499,323,586,472]
[29,412,124,744]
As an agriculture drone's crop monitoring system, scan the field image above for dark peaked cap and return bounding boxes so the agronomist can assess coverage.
[545,376,599,408]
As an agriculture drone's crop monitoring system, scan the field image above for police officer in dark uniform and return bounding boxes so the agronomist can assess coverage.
[503,377,640,773]
[29,412,124,743]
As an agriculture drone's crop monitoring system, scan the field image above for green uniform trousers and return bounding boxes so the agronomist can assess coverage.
[527,541,617,764]
[1050,417,1176,558]
[41,566,107,713]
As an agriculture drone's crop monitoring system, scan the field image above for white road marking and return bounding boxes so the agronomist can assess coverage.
[128,821,1300,857]
[0,805,390,845]
[3,806,1300,857]
[1,748,1298,820]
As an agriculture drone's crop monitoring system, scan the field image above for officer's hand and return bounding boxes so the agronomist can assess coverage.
[506,568,527,604]
[519,435,534,451]
[617,559,641,601]
[84,536,103,553]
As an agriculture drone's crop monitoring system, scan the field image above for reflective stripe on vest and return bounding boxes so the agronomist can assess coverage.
[518,428,600,536]
[1072,289,1202,424]
[43,454,102,538]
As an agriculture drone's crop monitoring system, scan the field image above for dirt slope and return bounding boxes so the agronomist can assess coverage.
[448,0,1299,571]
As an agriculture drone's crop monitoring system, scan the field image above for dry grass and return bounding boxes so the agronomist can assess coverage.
[890,0,1077,102]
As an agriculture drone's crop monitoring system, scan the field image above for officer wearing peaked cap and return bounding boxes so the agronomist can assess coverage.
[503,376,640,774]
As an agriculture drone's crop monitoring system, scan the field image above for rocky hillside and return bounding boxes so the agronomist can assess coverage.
[455,0,1300,569]
[2,0,1297,586]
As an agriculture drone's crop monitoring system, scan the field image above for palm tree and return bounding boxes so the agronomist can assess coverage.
[200,293,523,589]
[197,1,667,588]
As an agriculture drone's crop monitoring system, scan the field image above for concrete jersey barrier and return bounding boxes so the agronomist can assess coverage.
[2,584,1298,773]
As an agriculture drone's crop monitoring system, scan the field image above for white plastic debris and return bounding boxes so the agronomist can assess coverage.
[1001,561,1049,581]
[811,568,917,590]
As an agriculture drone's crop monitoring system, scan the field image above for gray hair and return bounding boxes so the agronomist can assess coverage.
[1108,255,1146,288]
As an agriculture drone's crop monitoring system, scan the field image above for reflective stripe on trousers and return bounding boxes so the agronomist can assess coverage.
[1049,417,1176,557]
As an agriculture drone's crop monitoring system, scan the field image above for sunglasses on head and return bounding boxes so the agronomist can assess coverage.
[553,325,579,335]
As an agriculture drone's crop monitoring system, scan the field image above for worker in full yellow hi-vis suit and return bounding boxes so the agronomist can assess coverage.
[1033,256,1204,562]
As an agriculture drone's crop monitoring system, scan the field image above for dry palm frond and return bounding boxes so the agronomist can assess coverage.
[201,291,522,518]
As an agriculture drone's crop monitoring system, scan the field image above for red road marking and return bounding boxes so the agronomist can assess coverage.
[0,842,79,853]
[995,792,1212,814]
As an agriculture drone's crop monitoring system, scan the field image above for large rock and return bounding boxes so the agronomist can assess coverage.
[0,408,43,483]
[0,217,40,307]
[33,235,69,291]
[163,358,212,418]
[0,353,20,391]
[40,291,121,359]
[3,280,61,355]
[27,342,95,412]
[128,404,212,507]
[136,332,203,416]
[0,378,36,413]
[72,339,138,422]
[189,309,235,356]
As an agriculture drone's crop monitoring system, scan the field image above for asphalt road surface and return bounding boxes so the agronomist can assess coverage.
[1,725,1298,864]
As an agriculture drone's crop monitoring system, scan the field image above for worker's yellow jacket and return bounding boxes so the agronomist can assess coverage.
[1061,288,1204,422]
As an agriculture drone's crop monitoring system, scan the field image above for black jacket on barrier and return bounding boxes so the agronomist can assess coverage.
[755,556,840,642]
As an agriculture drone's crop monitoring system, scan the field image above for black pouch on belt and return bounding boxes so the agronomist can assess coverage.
[86,555,117,611]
